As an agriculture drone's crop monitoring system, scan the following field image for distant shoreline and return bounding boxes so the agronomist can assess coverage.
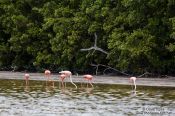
[0,71,175,87]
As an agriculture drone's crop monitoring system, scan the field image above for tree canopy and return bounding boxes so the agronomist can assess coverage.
[0,0,175,75]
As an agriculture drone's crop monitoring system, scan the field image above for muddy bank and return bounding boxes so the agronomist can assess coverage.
[0,71,175,87]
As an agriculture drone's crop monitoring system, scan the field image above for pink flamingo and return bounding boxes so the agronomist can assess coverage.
[59,73,66,88]
[59,70,77,89]
[44,70,51,80]
[129,77,137,91]
[83,74,93,88]
[24,73,30,85]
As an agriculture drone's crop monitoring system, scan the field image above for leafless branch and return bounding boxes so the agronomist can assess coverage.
[94,33,97,47]
[137,72,169,78]
[80,33,108,55]
[137,72,152,78]
[90,63,171,78]
[90,63,131,76]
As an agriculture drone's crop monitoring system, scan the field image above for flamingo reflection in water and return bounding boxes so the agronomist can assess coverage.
[45,80,55,92]
[59,71,77,89]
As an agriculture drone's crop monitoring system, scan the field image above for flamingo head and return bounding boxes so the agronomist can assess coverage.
[60,74,66,81]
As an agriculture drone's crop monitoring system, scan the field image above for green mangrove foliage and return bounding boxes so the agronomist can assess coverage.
[0,0,175,75]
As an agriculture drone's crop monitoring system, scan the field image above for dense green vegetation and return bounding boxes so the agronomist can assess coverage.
[0,0,175,75]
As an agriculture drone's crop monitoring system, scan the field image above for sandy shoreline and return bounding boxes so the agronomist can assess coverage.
[0,71,175,87]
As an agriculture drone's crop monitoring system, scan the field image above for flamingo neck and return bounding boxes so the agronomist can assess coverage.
[69,75,77,89]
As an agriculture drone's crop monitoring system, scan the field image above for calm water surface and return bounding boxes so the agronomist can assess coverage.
[0,79,175,116]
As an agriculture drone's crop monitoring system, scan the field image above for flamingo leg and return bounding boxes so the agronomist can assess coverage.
[82,78,87,88]
[87,81,89,88]
[61,80,65,88]
[130,80,134,90]
[46,80,48,86]
[25,79,29,86]
[48,75,51,80]
[65,80,67,88]
[52,81,55,88]
[89,80,93,88]
[81,82,83,88]
[59,80,61,89]
[131,84,133,90]
[133,81,136,91]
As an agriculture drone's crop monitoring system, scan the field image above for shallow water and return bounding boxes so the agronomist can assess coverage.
[0,79,175,116]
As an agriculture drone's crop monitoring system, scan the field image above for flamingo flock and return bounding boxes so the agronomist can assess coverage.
[24,70,95,89]
[24,70,137,91]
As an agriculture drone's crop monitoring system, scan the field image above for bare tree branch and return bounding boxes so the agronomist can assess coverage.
[90,63,131,76]
[137,72,152,78]
[81,46,108,54]
[90,63,171,78]
[80,33,108,55]
[94,33,97,47]
[80,33,160,78]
